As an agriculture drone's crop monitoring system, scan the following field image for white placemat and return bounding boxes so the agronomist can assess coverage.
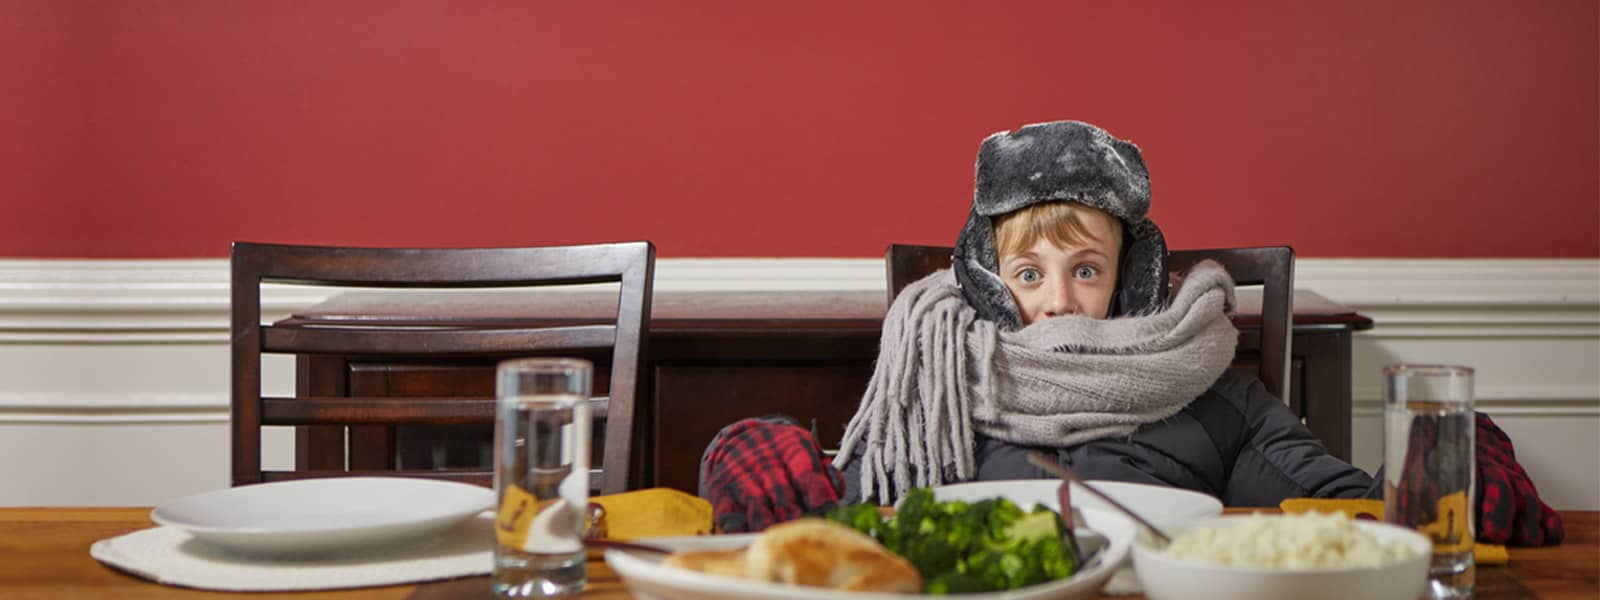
[90,513,494,591]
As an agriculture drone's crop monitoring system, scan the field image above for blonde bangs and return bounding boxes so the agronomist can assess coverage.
[993,202,1124,258]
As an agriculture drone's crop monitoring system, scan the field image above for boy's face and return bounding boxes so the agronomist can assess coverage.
[997,219,1122,324]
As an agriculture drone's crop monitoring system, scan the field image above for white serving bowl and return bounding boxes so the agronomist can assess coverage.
[1131,514,1432,600]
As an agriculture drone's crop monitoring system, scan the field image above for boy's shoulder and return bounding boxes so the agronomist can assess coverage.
[1207,368,1269,404]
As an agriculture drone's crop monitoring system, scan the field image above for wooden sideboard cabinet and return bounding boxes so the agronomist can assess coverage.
[281,289,1371,493]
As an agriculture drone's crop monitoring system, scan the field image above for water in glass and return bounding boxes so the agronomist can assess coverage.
[493,392,590,598]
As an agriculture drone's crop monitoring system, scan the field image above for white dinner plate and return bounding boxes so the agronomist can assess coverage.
[931,479,1223,530]
[605,506,1137,600]
[150,477,494,557]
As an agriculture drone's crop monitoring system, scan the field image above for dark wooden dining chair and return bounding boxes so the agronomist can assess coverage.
[884,243,1295,402]
[231,241,654,495]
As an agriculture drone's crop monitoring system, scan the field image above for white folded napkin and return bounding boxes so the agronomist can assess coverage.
[90,513,493,591]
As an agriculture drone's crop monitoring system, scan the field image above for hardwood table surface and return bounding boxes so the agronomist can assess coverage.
[3,507,1594,599]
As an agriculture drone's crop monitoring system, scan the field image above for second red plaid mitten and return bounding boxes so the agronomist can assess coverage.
[1475,413,1563,546]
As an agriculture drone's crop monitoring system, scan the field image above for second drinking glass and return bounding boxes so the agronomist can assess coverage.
[493,358,593,598]
[1383,363,1475,600]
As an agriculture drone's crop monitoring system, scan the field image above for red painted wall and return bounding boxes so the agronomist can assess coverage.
[3,0,1595,258]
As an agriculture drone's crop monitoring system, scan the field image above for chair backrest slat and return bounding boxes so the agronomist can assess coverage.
[259,395,612,425]
[261,397,497,425]
[260,324,619,355]
[238,244,647,286]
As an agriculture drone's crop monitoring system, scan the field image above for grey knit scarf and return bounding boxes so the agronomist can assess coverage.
[835,260,1240,504]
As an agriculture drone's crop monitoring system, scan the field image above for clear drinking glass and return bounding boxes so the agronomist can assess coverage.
[1383,364,1475,599]
[493,358,592,598]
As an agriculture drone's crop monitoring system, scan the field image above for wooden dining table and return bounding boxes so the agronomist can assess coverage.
[3,507,1595,599]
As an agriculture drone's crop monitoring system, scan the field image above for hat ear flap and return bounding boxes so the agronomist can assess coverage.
[1113,219,1169,317]
[953,211,1025,330]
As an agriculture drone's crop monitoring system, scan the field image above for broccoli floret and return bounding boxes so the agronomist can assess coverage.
[1028,534,1077,581]
[982,497,1025,535]
[965,535,1071,590]
[896,487,938,535]
[962,550,1006,590]
[990,509,1076,587]
[901,528,964,578]
[879,514,902,550]
[826,502,884,540]
[926,571,986,595]
[1001,510,1059,545]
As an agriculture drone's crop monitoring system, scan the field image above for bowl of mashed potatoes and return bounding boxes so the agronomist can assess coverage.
[1131,512,1431,600]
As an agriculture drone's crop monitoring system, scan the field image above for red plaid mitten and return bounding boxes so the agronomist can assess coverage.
[697,417,845,533]
[1475,413,1564,545]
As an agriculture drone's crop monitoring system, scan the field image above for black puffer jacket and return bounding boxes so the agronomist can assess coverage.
[842,368,1380,507]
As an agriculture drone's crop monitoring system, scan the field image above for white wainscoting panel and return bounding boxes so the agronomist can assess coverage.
[0,258,1595,508]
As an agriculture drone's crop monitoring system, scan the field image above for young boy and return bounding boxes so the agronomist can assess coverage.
[834,120,1373,507]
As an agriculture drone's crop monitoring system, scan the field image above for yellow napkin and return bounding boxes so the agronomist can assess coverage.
[591,488,713,541]
[1278,498,1508,565]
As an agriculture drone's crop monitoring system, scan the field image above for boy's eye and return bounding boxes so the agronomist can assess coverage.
[1017,268,1042,284]
[1074,265,1098,279]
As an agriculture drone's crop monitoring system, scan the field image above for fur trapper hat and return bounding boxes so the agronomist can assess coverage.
[953,120,1169,329]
